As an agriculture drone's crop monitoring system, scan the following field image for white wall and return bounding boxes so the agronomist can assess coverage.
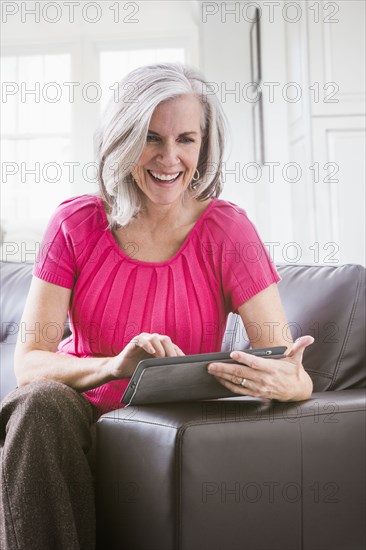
[285,0,366,265]
[198,1,295,260]
[198,2,255,208]
[198,0,365,266]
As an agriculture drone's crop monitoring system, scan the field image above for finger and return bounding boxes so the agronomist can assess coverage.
[230,351,268,376]
[130,334,184,358]
[208,362,259,385]
[157,337,185,357]
[285,335,315,362]
[214,374,275,400]
[212,375,261,398]
[147,335,167,357]
[160,335,179,357]
[230,350,286,373]
[174,345,185,356]
[150,334,178,357]
[131,335,156,355]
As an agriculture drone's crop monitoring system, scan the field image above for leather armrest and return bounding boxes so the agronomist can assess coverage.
[96,390,366,550]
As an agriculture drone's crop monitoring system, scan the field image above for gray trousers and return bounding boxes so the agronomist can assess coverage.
[0,380,97,550]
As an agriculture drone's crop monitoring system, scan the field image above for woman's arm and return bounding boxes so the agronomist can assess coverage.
[207,283,314,401]
[14,277,184,392]
[14,277,117,391]
[237,283,291,348]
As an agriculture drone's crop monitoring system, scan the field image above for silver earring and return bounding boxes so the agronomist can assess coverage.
[192,169,200,181]
[190,169,200,190]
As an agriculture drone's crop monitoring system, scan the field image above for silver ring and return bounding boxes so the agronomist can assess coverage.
[240,378,247,387]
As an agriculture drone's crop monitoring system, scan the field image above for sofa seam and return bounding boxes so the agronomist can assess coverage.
[98,417,179,429]
[306,368,333,379]
[230,313,239,350]
[299,420,304,550]
[175,426,186,550]
[103,406,366,429]
[329,265,362,390]
[180,407,366,426]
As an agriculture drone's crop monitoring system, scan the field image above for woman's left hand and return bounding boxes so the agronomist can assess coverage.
[207,335,315,402]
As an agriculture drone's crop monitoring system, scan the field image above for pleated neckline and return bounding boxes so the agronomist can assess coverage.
[95,196,218,267]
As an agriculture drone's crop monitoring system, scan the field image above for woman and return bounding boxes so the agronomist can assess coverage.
[0,63,313,549]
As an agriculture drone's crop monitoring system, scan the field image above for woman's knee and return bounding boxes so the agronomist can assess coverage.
[1,379,93,430]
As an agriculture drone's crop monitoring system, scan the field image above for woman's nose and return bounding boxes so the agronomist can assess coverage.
[157,140,179,165]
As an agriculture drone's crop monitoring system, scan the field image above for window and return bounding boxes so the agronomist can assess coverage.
[1,52,72,260]
[0,45,186,261]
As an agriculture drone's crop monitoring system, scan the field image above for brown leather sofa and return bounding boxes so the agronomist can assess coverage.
[1,260,365,550]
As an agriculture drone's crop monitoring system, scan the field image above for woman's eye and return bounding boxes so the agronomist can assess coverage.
[179,136,194,144]
[146,134,194,144]
[146,134,159,142]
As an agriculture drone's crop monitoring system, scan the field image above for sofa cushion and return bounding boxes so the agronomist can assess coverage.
[223,263,366,392]
[0,261,71,400]
[0,261,33,344]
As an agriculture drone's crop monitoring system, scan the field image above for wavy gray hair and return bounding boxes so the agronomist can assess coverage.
[94,62,228,227]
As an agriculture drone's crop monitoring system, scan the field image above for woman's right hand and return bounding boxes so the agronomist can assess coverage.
[108,333,185,379]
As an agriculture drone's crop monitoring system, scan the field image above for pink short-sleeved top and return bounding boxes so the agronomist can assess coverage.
[33,194,280,417]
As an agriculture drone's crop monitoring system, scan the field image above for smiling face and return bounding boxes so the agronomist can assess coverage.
[131,94,203,207]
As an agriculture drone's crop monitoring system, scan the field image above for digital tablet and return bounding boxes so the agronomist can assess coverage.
[121,346,287,406]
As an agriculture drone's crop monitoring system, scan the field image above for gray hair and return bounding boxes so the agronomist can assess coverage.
[94,62,228,227]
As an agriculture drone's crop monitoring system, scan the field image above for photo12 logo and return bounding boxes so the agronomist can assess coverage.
[201,2,340,24]
[1,80,143,105]
[1,1,140,24]
[202,80,340,105]
[201,480,340,504]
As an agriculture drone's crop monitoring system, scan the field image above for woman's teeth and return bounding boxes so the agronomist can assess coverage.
[148,170,181,182]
